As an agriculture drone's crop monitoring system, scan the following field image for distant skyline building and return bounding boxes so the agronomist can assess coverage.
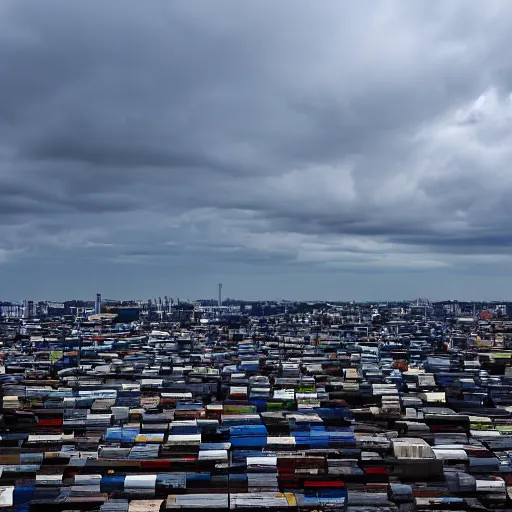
[23,300,35,319]
[218,283,222,307]
[95,293,102,315]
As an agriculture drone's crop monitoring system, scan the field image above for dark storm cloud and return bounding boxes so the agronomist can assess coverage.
[2,0,512,299]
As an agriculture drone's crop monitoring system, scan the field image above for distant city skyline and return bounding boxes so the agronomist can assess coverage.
[3,294,512,305]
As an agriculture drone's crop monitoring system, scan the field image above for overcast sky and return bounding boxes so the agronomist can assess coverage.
[2,1,512,302]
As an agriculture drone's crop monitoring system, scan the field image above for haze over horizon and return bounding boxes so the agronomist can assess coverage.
[2,1,512,301]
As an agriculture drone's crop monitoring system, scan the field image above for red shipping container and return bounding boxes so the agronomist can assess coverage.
[365,467,388,475]
[304,480,345,488]
[141,460,172,469]
[37,418,63,427]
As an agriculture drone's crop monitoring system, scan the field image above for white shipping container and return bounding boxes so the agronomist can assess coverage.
[124,474,157,489]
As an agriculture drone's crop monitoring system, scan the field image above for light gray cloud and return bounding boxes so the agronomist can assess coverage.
[2,0,512,301]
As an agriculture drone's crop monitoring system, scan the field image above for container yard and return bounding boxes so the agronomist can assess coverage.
[1,301,512,511]
[3,0,511,509]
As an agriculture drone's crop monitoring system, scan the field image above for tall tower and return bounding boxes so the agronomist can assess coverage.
[218,283,222,307]
[95,294,102,315]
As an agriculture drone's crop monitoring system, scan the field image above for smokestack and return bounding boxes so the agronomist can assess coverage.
[95,294,102,315]
[218,283,222,307]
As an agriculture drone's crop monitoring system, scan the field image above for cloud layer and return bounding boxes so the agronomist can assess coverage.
[2,0,512,301]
